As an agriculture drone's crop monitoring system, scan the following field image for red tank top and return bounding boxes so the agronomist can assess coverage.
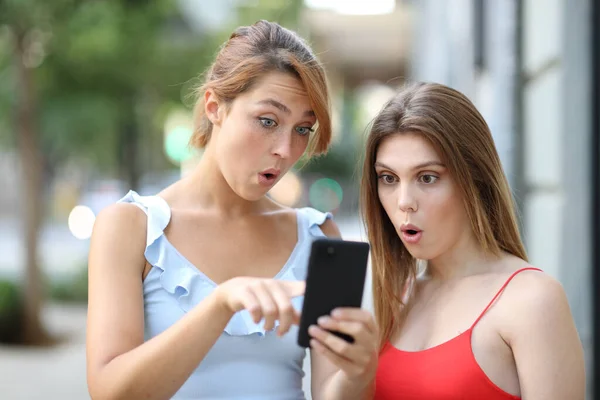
[374,267,542,400]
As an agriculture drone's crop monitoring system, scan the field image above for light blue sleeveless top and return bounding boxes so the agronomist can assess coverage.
[118,190,332,400]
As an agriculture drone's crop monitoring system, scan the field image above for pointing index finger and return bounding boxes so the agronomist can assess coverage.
[281,280,306,297]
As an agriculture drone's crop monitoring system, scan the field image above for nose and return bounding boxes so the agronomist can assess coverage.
[272,131,293,159]
[397,183,417,213]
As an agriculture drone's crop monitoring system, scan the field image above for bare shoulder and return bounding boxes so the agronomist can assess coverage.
[494,255,562,303]
[89,202,148,273]
[95,201,146,228]
[497,261,585,398]
[500,263,574,340]
[503,264,566,308]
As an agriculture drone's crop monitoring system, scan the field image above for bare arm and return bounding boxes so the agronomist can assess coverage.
[310,219,377,400]
[86,203,234,400]
[506,272,586,400]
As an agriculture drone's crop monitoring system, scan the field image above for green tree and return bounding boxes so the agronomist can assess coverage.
[39,0,212,187]
[0,0,212,344]
[0,0,79,345]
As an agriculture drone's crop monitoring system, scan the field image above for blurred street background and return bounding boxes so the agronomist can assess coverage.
[0,0,597,398]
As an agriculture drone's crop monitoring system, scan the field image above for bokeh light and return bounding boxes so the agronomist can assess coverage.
[68,205,96,240]
[304,0,395,15]
[164,109,194,165]
[308,178,343,212]
[165,125,193,164]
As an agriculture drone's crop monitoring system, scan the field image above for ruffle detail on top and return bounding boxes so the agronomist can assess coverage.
[299,207,333,238]
[119,191,333,337]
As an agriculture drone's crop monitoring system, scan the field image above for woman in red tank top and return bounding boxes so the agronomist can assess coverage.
[359,82,585,399]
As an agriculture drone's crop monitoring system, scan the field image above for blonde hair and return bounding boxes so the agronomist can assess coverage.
[360,82,528,348]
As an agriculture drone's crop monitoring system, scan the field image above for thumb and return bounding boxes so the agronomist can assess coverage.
[281,280,306,297]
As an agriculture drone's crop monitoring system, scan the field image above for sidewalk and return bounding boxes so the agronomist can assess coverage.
[0,303,89,400]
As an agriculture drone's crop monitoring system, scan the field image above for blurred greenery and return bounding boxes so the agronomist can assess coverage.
[0,269,88,345]
[0,0,212,187]
[300,89,364,182]
[48,267,88,304]
[0,0,219,344]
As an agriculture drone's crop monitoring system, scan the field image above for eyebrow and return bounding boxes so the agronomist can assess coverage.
[374,161,446,171]
[257,98,315,117]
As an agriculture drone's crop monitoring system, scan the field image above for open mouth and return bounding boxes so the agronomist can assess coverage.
[258,169,280,186]
[400,224,422,244]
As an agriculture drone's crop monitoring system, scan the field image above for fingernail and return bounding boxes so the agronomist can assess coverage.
[332,309,342,317]
[318,316,329,325]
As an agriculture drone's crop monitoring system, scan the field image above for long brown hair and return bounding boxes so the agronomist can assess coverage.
[360,82,528,348]
[191,20,332,156]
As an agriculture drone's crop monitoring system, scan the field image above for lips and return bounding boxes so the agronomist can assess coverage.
[400,223,422,244]
[258,168,281,187]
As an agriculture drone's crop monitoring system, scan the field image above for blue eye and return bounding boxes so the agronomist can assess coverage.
[259,117,277,128]
[295,126,314,136]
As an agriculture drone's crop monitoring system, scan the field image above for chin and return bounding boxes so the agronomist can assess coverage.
[401,244,434,261]
[405,249,428,260]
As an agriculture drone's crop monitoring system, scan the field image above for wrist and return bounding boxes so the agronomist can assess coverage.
[339,370,371,389]
[207,286,235,319]
[326,370,374,399]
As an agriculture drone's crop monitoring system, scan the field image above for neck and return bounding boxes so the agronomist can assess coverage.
[179,144,263,217]
[425,231,499,281]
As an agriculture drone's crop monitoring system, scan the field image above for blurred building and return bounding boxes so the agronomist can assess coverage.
[394,0,598,396]
[306,0,597,397]
[412,0,595,397]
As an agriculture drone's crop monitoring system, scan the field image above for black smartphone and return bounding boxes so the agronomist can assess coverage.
[297,237,370,348]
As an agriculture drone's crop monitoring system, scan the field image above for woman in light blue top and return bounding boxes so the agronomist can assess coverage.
[86,20,378,400]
